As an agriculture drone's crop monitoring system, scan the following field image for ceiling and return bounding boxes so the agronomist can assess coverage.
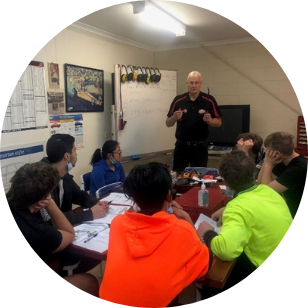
[72,1,255,52]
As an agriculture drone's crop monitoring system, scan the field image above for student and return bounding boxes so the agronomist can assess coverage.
[166,71,222,172]
[41,134,109,225]
[7,162,99,297]
[99,162,211,307]
[89,140,126,197]
[236,132,265,178]
[257,131,307,217]
[197,150,293,293]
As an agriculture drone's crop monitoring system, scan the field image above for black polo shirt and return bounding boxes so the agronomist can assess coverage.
[167,92,222,141]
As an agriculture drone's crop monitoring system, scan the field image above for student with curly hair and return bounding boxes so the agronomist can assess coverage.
[7,162,99,297]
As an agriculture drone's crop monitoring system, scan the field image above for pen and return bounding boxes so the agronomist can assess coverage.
[83,226,108,243]
[84,231,98,243]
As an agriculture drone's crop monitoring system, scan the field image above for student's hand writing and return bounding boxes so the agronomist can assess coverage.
[211,207,225,227]
[97,200,110,211]
[91,203,109,219]
[197,221,214,238]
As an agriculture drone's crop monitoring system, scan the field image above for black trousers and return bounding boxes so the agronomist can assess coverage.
[173,140,208,172]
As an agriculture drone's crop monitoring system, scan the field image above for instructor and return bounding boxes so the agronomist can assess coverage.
[166,71,222,172]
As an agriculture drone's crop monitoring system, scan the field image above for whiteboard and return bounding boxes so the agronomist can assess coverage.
[113,65,177,157]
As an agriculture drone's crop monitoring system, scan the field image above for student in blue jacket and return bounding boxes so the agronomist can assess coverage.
[89,140,126,197]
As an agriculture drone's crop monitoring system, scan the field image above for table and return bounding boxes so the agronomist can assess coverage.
[175,184,236,292]
[196,256,236,289]
[66,193,235,295]
[175,186,227,222]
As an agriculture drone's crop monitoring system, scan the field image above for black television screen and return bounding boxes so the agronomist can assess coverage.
[208,105,250,146]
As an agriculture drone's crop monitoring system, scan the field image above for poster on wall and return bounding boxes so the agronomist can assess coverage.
[64,63,104,113]
[2,61,49,133]
[0,141,45,193]
[47,91,65,115]
[49,114,84,148]
[47,62,60,89]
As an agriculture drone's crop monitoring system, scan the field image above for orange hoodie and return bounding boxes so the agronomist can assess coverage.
[100,210,210,307]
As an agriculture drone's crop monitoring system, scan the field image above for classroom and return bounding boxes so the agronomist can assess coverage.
[1,1,307,308]
[1,3,304,187]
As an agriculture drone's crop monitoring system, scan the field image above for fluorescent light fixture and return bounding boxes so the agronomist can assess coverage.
[133,1,186,36]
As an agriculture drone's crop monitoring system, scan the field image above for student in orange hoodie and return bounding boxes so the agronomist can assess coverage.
[99,162,211,307]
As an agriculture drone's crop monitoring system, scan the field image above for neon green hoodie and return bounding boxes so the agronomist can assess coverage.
[211,185,293,267]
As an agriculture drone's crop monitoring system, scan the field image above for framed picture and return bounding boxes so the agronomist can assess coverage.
[64,63,104,112]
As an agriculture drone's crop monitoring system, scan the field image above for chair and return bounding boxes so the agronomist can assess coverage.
[62,260,81,276]
[80,171,91,192]
[61,253,81,276]
[95,181,123,199]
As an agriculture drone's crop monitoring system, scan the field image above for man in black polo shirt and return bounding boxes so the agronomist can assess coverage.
[166,71,222,172]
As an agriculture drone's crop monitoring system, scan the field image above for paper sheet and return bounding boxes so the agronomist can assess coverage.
[194,213,221,234]
[100,192,135,206]
[86,205,131,225]
[73,223,110,253]
[73,223,108,244]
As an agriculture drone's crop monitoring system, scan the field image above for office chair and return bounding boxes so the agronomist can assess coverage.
[95,182,123,199]
[80,171,91,192]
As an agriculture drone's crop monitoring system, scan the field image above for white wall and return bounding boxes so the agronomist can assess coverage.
[1,26,153,186]
[1,28,303,186]
[154,41,302,142]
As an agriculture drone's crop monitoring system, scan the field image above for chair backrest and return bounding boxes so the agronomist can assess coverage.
[95,181,123,199]
[80,172,91,192]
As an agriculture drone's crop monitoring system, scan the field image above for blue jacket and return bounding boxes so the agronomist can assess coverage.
[90,159,126,197]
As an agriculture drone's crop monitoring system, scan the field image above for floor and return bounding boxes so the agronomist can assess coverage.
[88,261,200,305]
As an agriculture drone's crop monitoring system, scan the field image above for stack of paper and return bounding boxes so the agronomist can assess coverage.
[194,213,221,234]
